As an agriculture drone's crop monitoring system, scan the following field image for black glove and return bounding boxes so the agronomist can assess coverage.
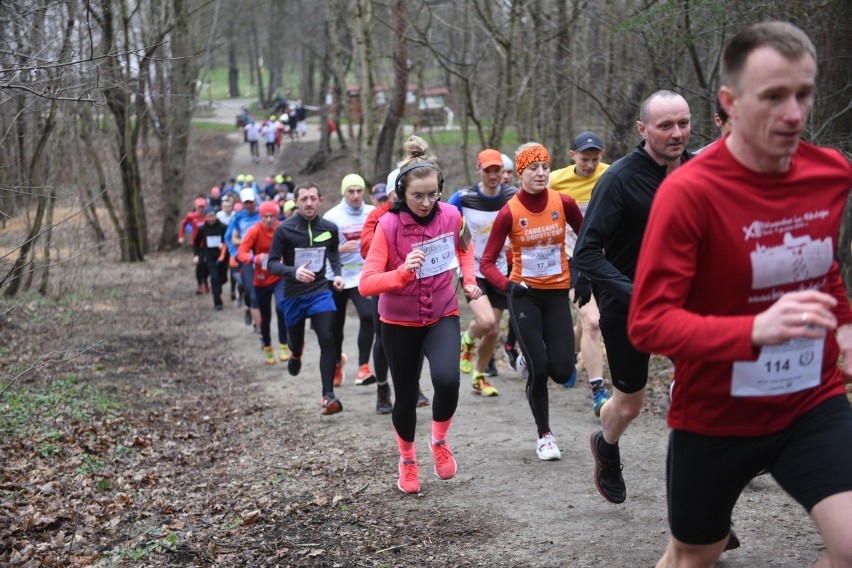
[573,276,592,308]
[507,281,527,299]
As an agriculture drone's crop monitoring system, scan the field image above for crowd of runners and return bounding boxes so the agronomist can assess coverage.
[181,22,852,567]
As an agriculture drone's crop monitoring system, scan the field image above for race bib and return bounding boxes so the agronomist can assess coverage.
[413,233,458,279]
[520,244,561,277]
[294,247,325,271]
[206,235,222,248]
[731,337,823,397]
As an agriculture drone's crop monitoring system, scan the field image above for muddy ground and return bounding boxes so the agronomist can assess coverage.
[0,107,834,567]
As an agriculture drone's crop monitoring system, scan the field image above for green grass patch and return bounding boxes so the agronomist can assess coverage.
[0,374,120,439]
[416,127,519,150]
[190,121,236,133]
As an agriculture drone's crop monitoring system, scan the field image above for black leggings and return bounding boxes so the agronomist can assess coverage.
[333,287,375,365]
[255,281,287,348]
[508,287,575,437]
[203,258,227,306]
[382,316,460,442]
[288,310,337,396]
[371,297,389,382]
[195,260,208,286]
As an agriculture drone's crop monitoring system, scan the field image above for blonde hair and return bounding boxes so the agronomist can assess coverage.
[395,135,442,193]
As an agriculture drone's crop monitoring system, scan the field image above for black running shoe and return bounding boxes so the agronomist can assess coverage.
[243,309,252,326]
[589,430,626,503]
[376,384,392,414]
[288,356,302,377]
[485,357,498,377]
[504,344,519,370]
[724,526,741,551]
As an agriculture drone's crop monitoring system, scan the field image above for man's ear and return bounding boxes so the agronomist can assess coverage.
[718,86,735,120]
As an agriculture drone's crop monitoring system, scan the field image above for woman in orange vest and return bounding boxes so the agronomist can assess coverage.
[480,142,583,462]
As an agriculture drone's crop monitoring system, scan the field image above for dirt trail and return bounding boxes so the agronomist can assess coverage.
[209,102,824,567]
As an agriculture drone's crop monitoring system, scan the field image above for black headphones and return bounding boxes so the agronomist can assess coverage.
[394,161,445,194]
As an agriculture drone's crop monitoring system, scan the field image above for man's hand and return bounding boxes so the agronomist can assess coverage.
[836,323,852,385]
[332,276,345,291]
[295,262,316,283]
[573,276,592,308]
[339,240,358,253]
[752,290,838,346]
[192,255,199,264]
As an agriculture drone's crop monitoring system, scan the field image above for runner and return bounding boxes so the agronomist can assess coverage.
[449,149,518,397]
[225,188,261,329]
[323,173,376,387]
[572,90,692,504]
[192,207,228,311]
[549,131,612,415]
[360,169,430,415]
[180,197,210,294]
[267,182,345,415]
[359,136,480,494]
[480,142,583,461]
[629,22,852,566]
[237,201,289,365]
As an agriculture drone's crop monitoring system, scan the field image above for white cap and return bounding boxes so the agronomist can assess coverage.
[239,187,256,202]
[386,168,400,196]
[501,153,513,172]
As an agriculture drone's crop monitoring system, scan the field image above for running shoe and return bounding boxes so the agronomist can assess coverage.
[262,345,275,365]
[725,526,741,551]
[203,282,210,294]
[376,383,393,414]
[355,364,376,386]
[279,344,290,362]
[195,284,204,295]
[472,371,499,396]
[287,355,302,377]
[214,304,223,311]
[417,390,430,407]
[485,357,498,377]
[517,354,528,382]
[333,353,347,387]
[459,332,475,374]
[536,432,561,461]
[397,459,420,494]
[592,384,610,417]
[504,343,519,370]
[243,309,252,326]
[589,430,626,503]
[431,439,457,480]
[320,393,343,415]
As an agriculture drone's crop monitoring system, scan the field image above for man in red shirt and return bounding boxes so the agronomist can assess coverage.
[630,21,852,566]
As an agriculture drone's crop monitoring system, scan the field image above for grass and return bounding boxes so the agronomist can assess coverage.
[417,127,519,150]
[0,373,119,439]
[200,65,302,101]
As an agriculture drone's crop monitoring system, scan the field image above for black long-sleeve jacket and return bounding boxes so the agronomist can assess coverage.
[267,213,341,298]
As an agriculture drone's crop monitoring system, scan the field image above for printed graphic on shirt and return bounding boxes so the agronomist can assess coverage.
[750,232,832,290]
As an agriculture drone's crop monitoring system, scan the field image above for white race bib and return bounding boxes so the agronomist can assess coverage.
[520,244,561,277]
[294,247,326,271]
[206,235,222,248]
[731,337,823,397]
[413,233,458,279]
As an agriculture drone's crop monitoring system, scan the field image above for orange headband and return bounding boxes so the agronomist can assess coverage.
[515,145,551,175]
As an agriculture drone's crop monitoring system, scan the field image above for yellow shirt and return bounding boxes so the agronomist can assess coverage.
[549,162,609,208]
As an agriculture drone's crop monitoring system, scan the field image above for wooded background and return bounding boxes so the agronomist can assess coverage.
[1,0,850,297]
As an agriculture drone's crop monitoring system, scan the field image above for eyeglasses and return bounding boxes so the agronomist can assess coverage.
[408,192,441,204]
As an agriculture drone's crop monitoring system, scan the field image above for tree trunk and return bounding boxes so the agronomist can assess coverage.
[302,40,334,175]
[157,0,201,251]
[374,0,407,184]
[228,15,240,97]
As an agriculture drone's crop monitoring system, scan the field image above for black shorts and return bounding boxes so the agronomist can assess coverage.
[667,396,852,544]
[599,312,649,393]
[467,276,508,311]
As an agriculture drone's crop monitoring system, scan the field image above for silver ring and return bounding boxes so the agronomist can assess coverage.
[802,312,809,324]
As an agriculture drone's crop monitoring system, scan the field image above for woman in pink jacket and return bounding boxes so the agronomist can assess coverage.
[360,136,480,494]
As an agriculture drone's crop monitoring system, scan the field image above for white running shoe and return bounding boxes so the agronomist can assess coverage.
[537,432,562,461]
[517,354,528,382]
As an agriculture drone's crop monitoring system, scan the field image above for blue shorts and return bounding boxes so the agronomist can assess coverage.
[280,290,337,328]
